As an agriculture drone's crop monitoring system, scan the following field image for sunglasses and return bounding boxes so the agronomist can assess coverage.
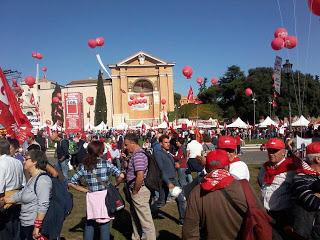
[267,149,280,154]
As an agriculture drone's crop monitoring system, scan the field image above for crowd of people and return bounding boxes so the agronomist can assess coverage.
[1,126,320,240]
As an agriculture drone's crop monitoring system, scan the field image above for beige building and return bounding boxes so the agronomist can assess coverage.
[20,51,175,129]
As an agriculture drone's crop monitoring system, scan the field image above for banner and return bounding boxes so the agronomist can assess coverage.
[273,56,282,95]
[64,92,84,133]
[0,68,32,143]
[187,86,194,102]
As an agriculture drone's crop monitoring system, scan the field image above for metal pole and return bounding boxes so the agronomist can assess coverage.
[289,102,292,131]
[252,93,256,128]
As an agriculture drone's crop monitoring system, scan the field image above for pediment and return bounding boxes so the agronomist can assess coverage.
[117,51,168,66]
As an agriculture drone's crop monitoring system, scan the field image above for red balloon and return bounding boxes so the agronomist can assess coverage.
[308,0,320,16]
[128,101,133,106]
[130,95,134,100]
[36,53,43,59]
[271,38,284,51]
[245,88,253,97]
[284,36,297,49]
[24,76,36,88]
[196,77,204,85]
[96,37,105,46]
[42,66,47,72]
[133,99,138,105]
[56,93,62,99]
[211,78,218,85]
[274,27,288,39]
[161,98,166,105]
[32,52,37,58]
[143,98,147,103]
[88,39,97,48]
[182,66,193,79]
[140,93,145,98]
[86,96,94,105]
[52,97,60,104]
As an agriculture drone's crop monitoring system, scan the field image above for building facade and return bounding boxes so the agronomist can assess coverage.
[20,51,175,129]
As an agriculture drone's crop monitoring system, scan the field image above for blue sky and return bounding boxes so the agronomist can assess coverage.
[0,0,319,95]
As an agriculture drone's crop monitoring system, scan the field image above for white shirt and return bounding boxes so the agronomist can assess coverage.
[0,154,26,194]
[229,161,250,181]
[187,140,203,158]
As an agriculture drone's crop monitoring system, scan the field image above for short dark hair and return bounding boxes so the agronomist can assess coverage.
[159,134,169,143]
[26,149,48,171]
[190,134,196,140]
[7,138,20,150]
[27,144,41,151]
[0,139,10,155]
[177,137,185,145]
[124,133,139,144]
[202,134,212,143]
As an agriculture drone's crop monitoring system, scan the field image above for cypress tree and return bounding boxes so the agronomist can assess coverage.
[94,70,107,125]
[51,83,64,126]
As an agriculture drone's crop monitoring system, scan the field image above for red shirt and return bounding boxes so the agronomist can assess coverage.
[173,147,187,168]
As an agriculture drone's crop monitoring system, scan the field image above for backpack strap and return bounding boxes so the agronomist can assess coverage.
[221,188,246,217]
[34,172,49,196]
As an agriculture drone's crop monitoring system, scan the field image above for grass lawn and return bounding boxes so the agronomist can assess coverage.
[61,164,262,240]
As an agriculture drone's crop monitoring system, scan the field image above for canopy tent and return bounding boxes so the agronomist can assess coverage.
[226,117,248,129]
[84,123,94,131]
[94,121,107,131]
[156,121,168,129]
[258,116,278,128]
[114,122,128,130]
[292,115,310,127]
[135,120,151,130]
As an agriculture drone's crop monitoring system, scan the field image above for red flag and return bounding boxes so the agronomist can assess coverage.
[30,93,35,105]
[187,86,194,102]
[0,68,32,143]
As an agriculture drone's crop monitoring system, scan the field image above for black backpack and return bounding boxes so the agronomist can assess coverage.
[35,173,73,239]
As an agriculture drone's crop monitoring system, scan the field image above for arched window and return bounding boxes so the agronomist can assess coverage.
[133,79,153,93]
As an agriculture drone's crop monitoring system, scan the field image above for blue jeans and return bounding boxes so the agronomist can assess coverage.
[177,168,189,188]
[56,158,69,179]
[84,220,110,240]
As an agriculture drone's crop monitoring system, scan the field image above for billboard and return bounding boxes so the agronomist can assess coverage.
[64,92,84,133]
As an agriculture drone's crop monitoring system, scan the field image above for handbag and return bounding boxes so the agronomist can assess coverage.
[94,174,125,216]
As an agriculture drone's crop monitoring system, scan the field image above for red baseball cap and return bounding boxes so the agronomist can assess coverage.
[206,149,230,170]
[306,142,320,155]
[265,138,285,150]
[217,136,237,150]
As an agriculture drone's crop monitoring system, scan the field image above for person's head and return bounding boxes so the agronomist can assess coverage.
[159,134,170,151]
[24,149,48,172]
[124,133,140,153]
[176,137,185,147]
[202,134,211,143]
[205,149,230,173]
[265,138,286,164]
[0,139,10,156]
[50,131,62,142]
[217,136,237,162]
[306,142,320,165]
[27,132,35,144]
[83,141,104,171]
[7,138,20,156]
[190,134,196,141]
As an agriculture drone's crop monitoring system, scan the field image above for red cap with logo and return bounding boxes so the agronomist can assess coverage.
[265,138,285,150]
[306,142,320,155]
[206,149,230,170]
[217,136,237,150]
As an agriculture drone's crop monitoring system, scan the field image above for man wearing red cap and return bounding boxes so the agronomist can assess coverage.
[217,136,250,181]
[183,149,249,239]
[258,138,296,228]
[290,142,320,238]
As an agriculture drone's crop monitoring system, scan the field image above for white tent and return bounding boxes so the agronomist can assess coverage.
[258,116,278,128]
[94,121,107,131]
[84,123,94,131]
[156,121,168,129]
[135,120,151,130]
[292,115,310,127]
[114,122,128,130]
[226,117,248,129]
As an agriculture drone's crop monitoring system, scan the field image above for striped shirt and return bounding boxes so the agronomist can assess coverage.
[258,167,295,211]
[70,158,120,192]
[292,174,320,211]
[126,148,148,184]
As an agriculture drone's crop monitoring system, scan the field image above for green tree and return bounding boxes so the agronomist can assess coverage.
[174,92,181,107]
[51,84,64,125]
[94,70,108,125]
[198,77,208,93]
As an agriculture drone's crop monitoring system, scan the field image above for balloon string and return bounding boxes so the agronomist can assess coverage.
[275,0,290,59]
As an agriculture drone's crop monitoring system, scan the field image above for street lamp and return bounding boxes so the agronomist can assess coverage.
[282,59,293,130]
[252,92,257,128]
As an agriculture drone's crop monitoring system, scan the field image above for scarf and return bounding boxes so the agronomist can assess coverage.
[263,157,296,185]
[200,169,234,191]
[296,159,320,176]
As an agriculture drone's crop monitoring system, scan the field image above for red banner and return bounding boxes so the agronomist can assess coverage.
[0,68,32,143]
[64,92,84,133]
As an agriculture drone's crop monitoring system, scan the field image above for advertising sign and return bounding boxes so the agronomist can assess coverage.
[273,56,282,95]
[64,92,84,132]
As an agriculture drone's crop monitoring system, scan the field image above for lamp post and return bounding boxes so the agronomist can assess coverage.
[268,99,272,117]
[252,93,257,128]
[282,59,293,130]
